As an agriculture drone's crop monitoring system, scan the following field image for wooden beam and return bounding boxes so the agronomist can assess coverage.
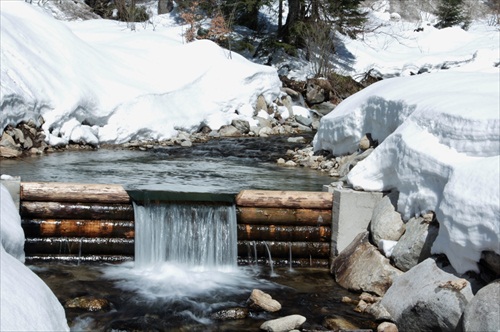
[237,207,331,225]
[237,224,330,242]
[21,182,130,203]
[20,201,134,220]
[236,190,333,209]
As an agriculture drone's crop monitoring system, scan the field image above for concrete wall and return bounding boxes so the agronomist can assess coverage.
[326,186,383,261]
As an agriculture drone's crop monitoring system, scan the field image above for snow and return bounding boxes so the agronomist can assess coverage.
[0,184,70,331]
[313,70,499,275]
[0,1,281,145]
[0,0,498,288]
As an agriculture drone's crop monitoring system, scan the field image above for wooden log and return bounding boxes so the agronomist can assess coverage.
[25,254,133,263]
[237,240,330,259]
[21,182,130,203]
[236,190,333,209]
[24,237,134,255]
[237,207,331,225]
[20,201,134,220]
[22,219,134,238]
[237,224,331,242]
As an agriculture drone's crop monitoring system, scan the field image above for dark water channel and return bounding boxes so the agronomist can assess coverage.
[31,263,377,331]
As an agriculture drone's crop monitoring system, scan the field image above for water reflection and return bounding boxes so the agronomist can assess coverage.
[1,149,332,193]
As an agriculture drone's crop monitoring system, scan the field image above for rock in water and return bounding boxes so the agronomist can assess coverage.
[260,314,306,332]
[248,289,281,312]
[211,307,249,320]
[65,296,110,312]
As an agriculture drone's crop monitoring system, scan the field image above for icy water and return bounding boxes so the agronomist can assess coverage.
[5,136,376,331]
[0,146,332,193]
[31,263,377,331]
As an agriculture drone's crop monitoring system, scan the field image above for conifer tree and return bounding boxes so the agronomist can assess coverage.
[435,0,470,28]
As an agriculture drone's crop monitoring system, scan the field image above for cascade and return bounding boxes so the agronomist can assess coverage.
[133,198,238,270]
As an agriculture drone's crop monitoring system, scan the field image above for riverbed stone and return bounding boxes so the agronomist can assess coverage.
[377,322,398,332]
[331,231,403,296]
[391,215,439,272]
[324,316,359,330]
[260,314,306,332]
[0,146,22,158]
[65,296,110,311]
[248,289,281,312]
[463,280,500,332]
[379,258,473,332]
[370,191,405,244]
[211,307,249,320]
[256,95,268,113]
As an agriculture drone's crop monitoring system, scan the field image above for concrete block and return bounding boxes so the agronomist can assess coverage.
[330,188,383,259]
[1,176,21,211]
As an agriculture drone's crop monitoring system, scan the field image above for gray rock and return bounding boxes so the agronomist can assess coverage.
[248,289,281,312]
[331,231,403,296]
[379,258,474,332]
[1,132,19,149]
[231,119,250,134]
[391,216,439,272]
[311,101,336,116]
[463,280,500,332]
[260,314,306,332]
[306,81,327,104]
[211,307,249,320]
[65,296,110,312]
[359,135,371,150]
[370,191,405,244]
[287,136,305,144]
[218,125,241,137]
[295,114,312,127]
[481,251,500,276]
[279,95,294,116]
[377,322,398,332]
[0,146,22,158]
[258,127,273,137]
[256,95,268,113]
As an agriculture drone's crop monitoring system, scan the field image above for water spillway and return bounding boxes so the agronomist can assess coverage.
[18,182,334,268]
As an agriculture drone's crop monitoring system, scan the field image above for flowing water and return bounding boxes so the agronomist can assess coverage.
[4,137,376,330]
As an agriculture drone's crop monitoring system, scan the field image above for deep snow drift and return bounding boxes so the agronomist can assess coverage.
[0,1,281,146]
[313,71,499,274]
[0,183,70,331]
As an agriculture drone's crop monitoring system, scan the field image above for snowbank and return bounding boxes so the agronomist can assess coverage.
[313,71,499,274]
[0,1,281,145]
[0,184,69,331]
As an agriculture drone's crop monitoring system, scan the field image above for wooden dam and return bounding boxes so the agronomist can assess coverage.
[17,182,335,267]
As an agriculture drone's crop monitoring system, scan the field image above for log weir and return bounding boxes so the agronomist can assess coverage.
[18,182,334,267]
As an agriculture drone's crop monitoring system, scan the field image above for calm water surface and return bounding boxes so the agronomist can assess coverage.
[0,148,333,193]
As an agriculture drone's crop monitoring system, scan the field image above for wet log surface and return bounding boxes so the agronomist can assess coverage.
[20,201,134,220]
[237,240,330,259]
[24,237,134,255]
[237,224,331,242]
[237,207,331,225]
[21,182,130,203]
[236,190,333,209]
[22,219,134,238]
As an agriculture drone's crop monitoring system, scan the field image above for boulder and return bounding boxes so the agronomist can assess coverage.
[391,216,439,272]
[370,191,405,244]
[256,95,268,113]
[377,322,398,332]
[295,114,312,127]
[287,136,305,144]
[379,258,473,332]
[324,316,359,330]
[481,251,500,276]
[231,119,250,134]
[463,280,500,332]
[218,125,241,137]
[247,289,281,312]
[331,231,403,296]
[260,314,306,332]
[0,146,22,158]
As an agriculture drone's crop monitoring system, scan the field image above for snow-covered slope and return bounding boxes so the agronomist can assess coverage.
[0,1,281,145]
[313,71,499,274]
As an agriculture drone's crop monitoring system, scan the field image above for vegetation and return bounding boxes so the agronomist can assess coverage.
[434,0,470,29]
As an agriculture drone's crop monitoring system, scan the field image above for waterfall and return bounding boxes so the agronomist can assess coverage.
[133,200,238,270]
